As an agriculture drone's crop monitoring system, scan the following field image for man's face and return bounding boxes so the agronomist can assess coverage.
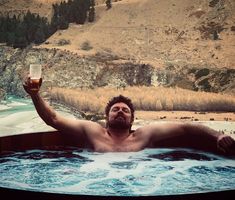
[107,102,133,130]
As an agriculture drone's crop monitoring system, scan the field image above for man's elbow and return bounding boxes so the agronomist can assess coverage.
[44,114,59,128]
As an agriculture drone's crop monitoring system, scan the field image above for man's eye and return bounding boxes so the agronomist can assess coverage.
[112,108,119,112]
[123,108,130,113]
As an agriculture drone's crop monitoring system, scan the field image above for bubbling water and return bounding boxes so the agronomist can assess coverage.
[0,148,234,196]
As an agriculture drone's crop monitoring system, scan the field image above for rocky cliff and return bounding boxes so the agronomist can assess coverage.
[0,46,235,99]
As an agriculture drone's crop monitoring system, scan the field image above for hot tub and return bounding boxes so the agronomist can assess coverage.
[0,131,235,200]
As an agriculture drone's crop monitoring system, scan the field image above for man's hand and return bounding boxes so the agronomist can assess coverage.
[217,134,235,155]
[23,76,42,96]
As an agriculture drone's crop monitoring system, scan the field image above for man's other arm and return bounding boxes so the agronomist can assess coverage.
[142,122,235,155]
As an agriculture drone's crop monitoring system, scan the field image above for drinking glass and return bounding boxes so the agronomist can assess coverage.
[29,64,42,90]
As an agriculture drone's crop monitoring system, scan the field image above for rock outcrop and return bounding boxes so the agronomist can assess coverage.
[0,46,234,97]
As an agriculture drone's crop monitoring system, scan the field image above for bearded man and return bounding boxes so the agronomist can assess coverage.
[23,77,235,154]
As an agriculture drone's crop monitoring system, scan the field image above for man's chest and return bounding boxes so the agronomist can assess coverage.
[91,135,148,152]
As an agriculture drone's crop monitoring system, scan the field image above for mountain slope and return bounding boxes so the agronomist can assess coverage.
[38,0,235,68]
[1,0,234,68]
[0,0,62,18]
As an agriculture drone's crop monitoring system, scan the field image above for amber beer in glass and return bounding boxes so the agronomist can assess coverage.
[29,64,42,90]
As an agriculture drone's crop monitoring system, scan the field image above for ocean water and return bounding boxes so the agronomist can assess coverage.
[0,148,234,196]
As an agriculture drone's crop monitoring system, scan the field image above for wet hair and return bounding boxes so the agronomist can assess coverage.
[105,95,135,120]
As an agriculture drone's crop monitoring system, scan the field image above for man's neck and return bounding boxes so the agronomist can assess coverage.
[107,128,131,142]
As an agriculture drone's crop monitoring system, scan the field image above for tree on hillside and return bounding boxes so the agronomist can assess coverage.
[0,31,7,43]
[51,3,60,33]
[14,22,28,48]
[6,32,16,46]
[88,0,95,22]
[34,28,46,44]
[76,0,90,24]
[66,0,74,22]
[106,0,112,10]
[24,11,38,42]
[0,0,95,48]
[58,15,69,29]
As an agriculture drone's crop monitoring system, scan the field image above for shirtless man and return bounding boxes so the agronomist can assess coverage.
[23,78,235,155]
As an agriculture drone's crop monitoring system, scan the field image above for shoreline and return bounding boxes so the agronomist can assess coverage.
[135,111,235,122]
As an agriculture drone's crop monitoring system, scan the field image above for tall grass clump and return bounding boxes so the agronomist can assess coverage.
[49,86,235,114]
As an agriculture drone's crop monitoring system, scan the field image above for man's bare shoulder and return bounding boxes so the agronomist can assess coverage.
[81,120,106,134]
[58,117,105,135]
[74,119,104,129]
[135,122,185,133]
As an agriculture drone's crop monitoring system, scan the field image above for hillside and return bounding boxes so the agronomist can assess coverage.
[0,0,107,17]
[38,0,235,69]
[0,0,235,98]
[1,0,234,68]
[0,0,59,18]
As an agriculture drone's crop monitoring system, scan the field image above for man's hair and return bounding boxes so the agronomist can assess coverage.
[105,95,135,120]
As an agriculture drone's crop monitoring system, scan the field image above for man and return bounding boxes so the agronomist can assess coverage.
[23,77,235,155]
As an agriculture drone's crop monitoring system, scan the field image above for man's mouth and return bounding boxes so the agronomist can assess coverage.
[115,115,125,120]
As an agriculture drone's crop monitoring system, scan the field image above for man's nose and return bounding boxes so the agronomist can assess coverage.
[117,109,124,114]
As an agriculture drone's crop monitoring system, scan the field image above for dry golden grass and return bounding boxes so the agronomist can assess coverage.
[49,86,235,114]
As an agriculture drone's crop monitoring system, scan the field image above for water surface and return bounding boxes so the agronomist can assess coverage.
[0,148,234,196]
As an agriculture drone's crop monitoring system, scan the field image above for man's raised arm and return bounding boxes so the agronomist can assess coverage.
[22,77,88,136]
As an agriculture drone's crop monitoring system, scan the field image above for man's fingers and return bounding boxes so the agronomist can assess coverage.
[23,77,30,87]
[217,135,235,153]
[222,137,234,148]
[217,145,226,153]
[39,78,42,87]
[224,137,234,146]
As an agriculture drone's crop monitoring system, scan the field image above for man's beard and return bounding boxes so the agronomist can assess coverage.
[107,115,131,130]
